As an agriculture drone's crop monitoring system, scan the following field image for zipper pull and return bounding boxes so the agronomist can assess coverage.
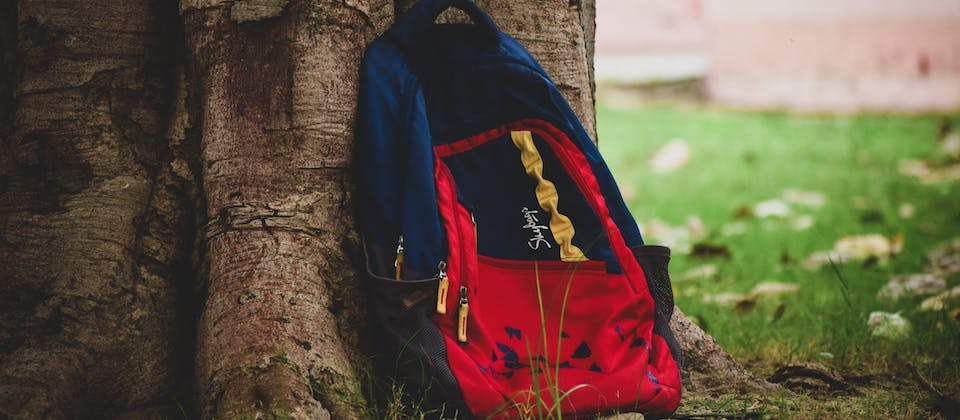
[394,236,404,280]
[457,285,469,343]
[471,212,478,249]
[436,261,449,314]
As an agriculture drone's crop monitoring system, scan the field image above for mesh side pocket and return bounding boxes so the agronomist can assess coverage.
[361,240,471,416]
[632,245,682,367]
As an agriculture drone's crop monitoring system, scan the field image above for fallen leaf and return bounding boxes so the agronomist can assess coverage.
[691,242,732,259]
[899,159,960,183]
[721,221,748,237]
[772,304,786,322]
[649,139,691,173]
[780,251,795,265]
[735,297,757,314]
[733,205,754,219]
[619,183,637,201]
[754,199,790,218]
[790,214,814,231]
[639,216,707,254]
[878,273,947,300]
[803,251,841,270]
[899,203,915,219]
[950,307,960,322]
[685,216,707,238]
[920,287,960,311]
[859,209,884,224]
[835,234,899,263]
[782,189,826,208]
[899,159,933,178]
[678,264,718,281]
[867,311,912,339]
[703,292,745,305]
[805,234,900,270]
[927,238,960,276]
[942,131,960,160]
[891,233,905,255]
[751,282,801,296]
[919,296,944,311]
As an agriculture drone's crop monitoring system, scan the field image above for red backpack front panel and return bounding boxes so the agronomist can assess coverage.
[431,119,681,417]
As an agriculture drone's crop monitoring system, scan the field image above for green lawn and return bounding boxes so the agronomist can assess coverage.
[597,104,960,418]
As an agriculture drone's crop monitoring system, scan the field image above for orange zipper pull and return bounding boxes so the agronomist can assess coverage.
[436,262,449,314]
[457,285,469,343]
[394,236,404,280]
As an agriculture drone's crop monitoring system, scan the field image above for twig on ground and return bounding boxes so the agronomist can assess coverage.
[906,362,944,397]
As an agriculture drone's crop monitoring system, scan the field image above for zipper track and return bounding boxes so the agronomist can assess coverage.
[477,255,605,272]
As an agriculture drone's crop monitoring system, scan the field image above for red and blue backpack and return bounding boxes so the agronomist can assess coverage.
[355,0,682,417]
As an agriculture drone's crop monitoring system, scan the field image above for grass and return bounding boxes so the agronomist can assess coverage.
[597,103,960,417]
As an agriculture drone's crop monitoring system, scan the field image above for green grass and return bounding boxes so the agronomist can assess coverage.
[598,104,960,416]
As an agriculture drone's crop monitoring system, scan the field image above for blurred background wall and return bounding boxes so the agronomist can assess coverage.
[595,0,960,112]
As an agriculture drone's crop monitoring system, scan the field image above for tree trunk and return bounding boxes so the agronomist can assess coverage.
[0,0,194,417]
[0,0,769,417]
[178,0,393,417]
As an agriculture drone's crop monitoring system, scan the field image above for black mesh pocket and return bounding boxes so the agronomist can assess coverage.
[632,245,682,367]
[361,240,470,418]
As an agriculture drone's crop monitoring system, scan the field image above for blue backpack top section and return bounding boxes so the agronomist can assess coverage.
[355,0,643,279]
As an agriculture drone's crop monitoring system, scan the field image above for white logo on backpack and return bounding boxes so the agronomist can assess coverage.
[521,207,552,250]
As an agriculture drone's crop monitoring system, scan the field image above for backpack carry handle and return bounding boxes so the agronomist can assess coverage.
[389,0,500,50]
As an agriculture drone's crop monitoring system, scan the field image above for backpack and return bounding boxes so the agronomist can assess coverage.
[355,0,682,417]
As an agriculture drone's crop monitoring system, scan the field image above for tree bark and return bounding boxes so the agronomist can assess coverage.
[179,0,392,417]
[0,0,768,418]
[0,0,193,417]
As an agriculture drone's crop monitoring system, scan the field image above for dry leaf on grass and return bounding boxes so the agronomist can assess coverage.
[867,311,912,339]
[878,274,947,300]
[649,139,691,173]
[691,242,732,259]
[942,131,960,160]
[790,214,814,231]
[898,203,915,219]
[928,238,960,276]
[721,221,748,237]
[836,234,902,261]
[677,264,718,281]
[803,251,841,270]
[899,159,960,183]
[754,199,790,218]
[782,189,827,208]
[804,234,903,270]
[919,287,960,311]
[639,216,707,254]
[619,183,637,202]
[702,292,745,305]
[703,282,801,316]
[751,282,801,296]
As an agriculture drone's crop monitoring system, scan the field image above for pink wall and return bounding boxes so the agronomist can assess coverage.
[596,0,705,54]
[596,0,960,112]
